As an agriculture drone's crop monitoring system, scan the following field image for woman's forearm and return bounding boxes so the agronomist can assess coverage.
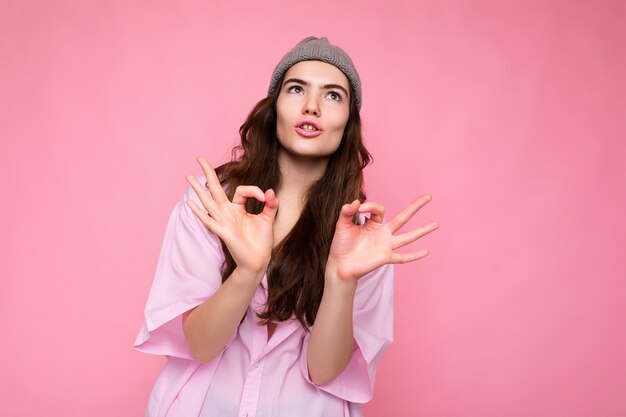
[182,266,265,363]
[307,269,358,385]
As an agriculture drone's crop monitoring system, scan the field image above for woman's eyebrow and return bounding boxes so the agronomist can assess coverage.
[283,78,349,97]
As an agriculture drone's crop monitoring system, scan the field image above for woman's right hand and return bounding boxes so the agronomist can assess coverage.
[185,156,279,275]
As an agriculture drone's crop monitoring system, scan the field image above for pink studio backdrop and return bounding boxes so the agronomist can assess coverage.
[1,1,624,416]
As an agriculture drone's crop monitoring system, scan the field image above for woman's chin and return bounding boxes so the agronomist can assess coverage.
[279,147,333,162]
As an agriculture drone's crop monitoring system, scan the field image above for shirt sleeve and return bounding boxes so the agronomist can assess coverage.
[133,177,234,360]
[299,261,395,403]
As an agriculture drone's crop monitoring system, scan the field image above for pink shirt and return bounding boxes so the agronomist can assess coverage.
[134,178,394,417]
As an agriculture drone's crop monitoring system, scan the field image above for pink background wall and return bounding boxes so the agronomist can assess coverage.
[1,1,624,416]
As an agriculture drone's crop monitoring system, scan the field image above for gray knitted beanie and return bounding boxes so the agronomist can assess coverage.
[267,36,362,111]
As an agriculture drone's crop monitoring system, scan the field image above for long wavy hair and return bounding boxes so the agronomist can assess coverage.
[215,73,372,331]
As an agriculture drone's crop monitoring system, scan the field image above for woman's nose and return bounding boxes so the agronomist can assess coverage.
[302,97,320,116]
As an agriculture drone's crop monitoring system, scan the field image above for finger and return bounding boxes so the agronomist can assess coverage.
[197,156,227,204]
[387,195,432,233]
[260,188,279,222]
[392,221,439,249]
[390,249,429,264]
[186,199,221,235]
[358,201,384,223]
[337,199,360,226]
[232,185,266,205]
[186,175,220,220]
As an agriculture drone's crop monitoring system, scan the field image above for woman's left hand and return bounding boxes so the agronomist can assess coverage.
[326,195,439,282]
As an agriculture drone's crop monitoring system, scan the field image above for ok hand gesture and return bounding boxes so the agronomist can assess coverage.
[326,195,438,282]
[185,157,279,274]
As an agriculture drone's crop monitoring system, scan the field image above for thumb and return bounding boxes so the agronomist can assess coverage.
[260,188,279,221]
[337,199,360,226]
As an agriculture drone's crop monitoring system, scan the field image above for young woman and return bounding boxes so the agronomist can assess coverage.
[134,36,439,417]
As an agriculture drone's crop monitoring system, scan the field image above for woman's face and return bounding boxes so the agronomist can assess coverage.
[275,60,351,161]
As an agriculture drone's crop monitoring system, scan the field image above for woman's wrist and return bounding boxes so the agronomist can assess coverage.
[324,262,358,294]
[234,263,268,285]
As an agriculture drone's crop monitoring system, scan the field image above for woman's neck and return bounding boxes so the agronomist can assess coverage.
[276,150,328,201]
[271,150,328,245]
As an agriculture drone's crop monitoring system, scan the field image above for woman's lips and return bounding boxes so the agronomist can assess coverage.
[294,126,323,138]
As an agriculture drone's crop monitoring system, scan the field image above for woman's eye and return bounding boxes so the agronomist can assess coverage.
[328,92,342,101]
[288,86,303,94]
